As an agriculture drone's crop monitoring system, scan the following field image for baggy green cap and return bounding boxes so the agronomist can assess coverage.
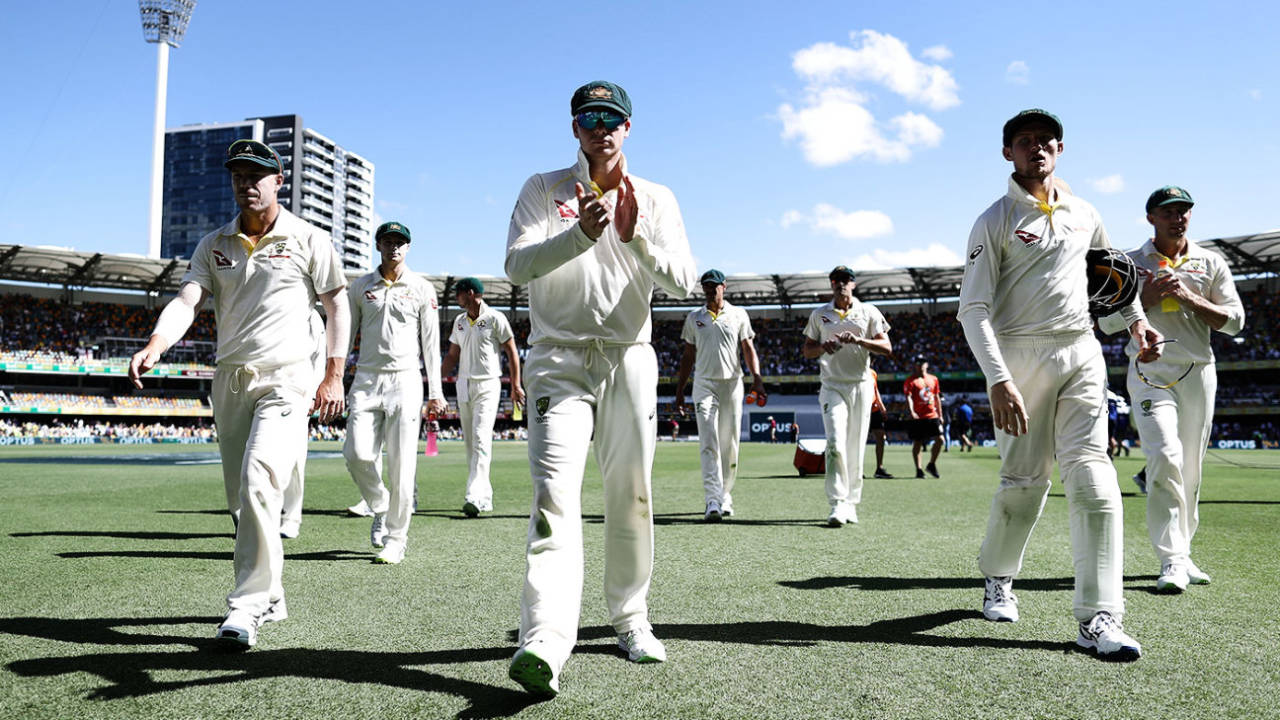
[1145,186,1195,213]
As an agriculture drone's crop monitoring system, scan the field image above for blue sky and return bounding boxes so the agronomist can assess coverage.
[1,0,1276,278]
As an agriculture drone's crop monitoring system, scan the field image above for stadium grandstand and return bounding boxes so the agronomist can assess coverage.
[1,232,1277,448]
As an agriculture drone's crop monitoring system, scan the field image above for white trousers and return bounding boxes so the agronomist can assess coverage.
[343,369,423,545]
[281,329,325,530]
[211,360,313,614]
[692,376,743,508]
[458,376,501,509]
[978,334,1125,623]
[519,343,657,661]
[1128,362,1215,566]
[820,377,874,512]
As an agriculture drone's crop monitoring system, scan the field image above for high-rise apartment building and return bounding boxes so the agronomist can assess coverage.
[160,114,375,271]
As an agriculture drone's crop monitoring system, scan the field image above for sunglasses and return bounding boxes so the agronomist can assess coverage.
[575,111,627,131]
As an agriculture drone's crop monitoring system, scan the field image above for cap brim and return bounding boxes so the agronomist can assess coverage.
[224,156,281,171]
[575,101,629,116]
[376,231,411,242]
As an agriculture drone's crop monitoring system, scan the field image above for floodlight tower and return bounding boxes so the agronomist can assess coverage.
[139,0,196,259]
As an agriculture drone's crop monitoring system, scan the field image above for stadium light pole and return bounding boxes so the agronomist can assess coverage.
[138,0,196,259]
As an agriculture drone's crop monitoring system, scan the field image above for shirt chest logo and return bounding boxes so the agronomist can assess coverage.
[267,241,290,259]
[1014,230,1041,246]
[555,199,578,223]
[212,249,237,270]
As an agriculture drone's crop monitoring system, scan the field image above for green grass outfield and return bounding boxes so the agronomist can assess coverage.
[1,440,1277,720]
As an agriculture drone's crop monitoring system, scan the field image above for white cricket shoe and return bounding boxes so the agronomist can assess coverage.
[826,503,858,527]
[982,576,1019,622]
[704,499,722,523]
[215,609,259,649]
[279,518,300,539]
[509,643,561,697]
[462,501,481,518]
[262,598,288,624]
[1076,611,1141,661]
[617,628,667,663]
[1156,562,1189,593]
[370,513,388,548]
[1132,470,1148,495]
[721,501,734,518]
[374,539,406,564]
[347,499,375,517]
[1186,560,1211,585]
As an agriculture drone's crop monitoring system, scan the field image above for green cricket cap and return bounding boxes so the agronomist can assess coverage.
[375,221,411,242]
[1002,108,1063,147]
[455,277,484,294]
[571,81,632,117]
[224,139,282,172]
[829,265,856,282]
[1146,186,1195,213]
[700,269,726,285]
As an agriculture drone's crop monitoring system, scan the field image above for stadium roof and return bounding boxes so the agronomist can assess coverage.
[2,229,1277,308]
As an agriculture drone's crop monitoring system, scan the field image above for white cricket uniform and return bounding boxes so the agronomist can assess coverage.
[450,300,515,511]
[1100,240,1244,567]
[958,176,1145,623]
[186,208,345,616]
[344,269,443,547]
[281,310,327,534]
[506,150,696,665]
[804,300,889,515]
[681,303,754,511]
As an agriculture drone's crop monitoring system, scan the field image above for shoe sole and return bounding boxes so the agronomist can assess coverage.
[982,610,1018,623]
[462,502,480,518]
[617,642,666,663]
[214,626,254,650]
[1155,581,1186,594]
[1076,637,1141,662]
[509,650,557,697]
[1187,577,1211,585]
[373,556,403,565]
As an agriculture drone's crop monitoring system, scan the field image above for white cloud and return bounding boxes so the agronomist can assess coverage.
[1089,174,1125,194]
[847,242,963,270]
[779,30,957,166]
[1005,60,1030,85]
[782,203,893,240]
[1249,88,1263,100]
[921,45,953,62]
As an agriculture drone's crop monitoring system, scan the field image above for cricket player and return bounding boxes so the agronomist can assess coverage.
[280,309,327,540]
[904,355,944,479]
[958,109,1161,661]
[673,269,766,522]
[869,368,893,478]
[441,277,524,517]
[343,221,446,565]
[129,139,349,648]
[801,265,893,527]
[504,80,696,697]
[1099,186,1244,593]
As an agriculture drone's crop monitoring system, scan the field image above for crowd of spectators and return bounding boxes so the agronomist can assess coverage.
[0,417,216,440]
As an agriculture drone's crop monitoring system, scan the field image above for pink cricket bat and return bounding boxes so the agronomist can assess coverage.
[424,415,439,457]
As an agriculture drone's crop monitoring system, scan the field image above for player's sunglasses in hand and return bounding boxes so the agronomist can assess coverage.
[1134,339,1194,389]
[575,111,627,131]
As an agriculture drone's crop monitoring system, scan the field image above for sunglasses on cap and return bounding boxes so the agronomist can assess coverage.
[575,110,627,131]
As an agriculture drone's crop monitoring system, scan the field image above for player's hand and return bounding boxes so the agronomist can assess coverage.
[127,342,163,389]
[575,183,610,239]
[511,385,526,409]
[751,379,768,404]
[311,375,345,423]
[674,395,687,417]
[426,398,447,418]
[1130,320,1164,363]
[989,380,1029,437]
[613,177,638,243]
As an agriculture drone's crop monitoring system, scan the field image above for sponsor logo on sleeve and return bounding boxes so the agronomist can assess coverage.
[969,244,984,261]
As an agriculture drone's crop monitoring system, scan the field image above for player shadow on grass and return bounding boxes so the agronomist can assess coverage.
[11,530,232,540]
[568,608,1071,655]
[0,615,540,719]
[779,575,1160,593]
[53,549,372,561]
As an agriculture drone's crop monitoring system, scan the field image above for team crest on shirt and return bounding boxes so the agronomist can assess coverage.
[267,241,290,259]
[1183,258,1207,274]
[1014,230,1041,246]
[535,396,550,423]
[1141,399,1153,416]
[212,249,235,269]
[477,319,487,329]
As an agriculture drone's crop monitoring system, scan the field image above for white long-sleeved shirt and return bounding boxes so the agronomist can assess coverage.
[183,208,346,368]
[1098,238,1244,365]
[957,176,1144,386]
[449,300,514,382]
[803,299,889,385]
[347,268,443,401]
[505,151,696,346]
[681,302,754,380]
